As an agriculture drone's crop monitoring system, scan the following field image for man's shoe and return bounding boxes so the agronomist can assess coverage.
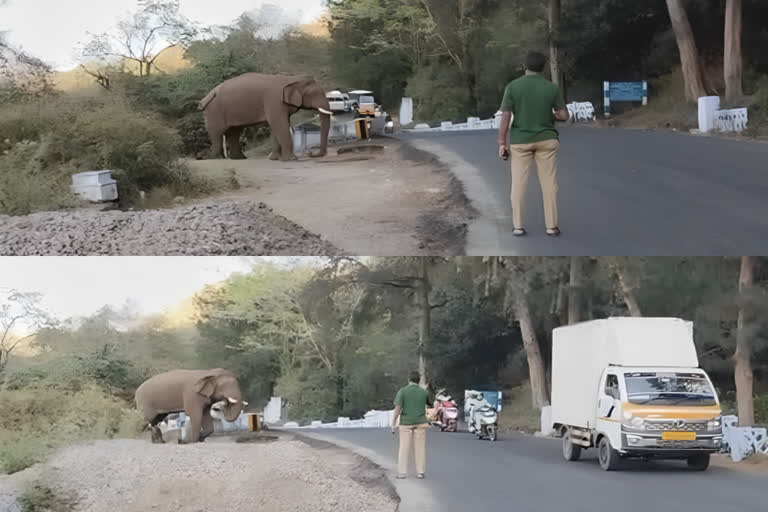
[416,473,425,479]
[513,228,527,236]
[546,227,561,237]
[396,474,407,479]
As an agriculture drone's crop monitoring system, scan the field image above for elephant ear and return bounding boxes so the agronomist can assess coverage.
[194,375,218,397]
[283,77,313,108]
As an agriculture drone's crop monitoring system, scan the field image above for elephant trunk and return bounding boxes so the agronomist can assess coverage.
[311,112,330,158]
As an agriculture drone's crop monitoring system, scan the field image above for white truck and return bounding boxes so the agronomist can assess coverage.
[551,317,722,471]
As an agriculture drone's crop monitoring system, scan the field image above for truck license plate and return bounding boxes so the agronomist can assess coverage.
[662,431,696,441]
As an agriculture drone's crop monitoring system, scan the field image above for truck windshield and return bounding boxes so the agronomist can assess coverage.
[360,96,374,104]
[624,373,717,406]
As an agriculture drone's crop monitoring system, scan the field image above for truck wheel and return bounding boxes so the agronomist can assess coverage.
[562,430,582,461]
[687,454,710,471]
[598,437,622,471]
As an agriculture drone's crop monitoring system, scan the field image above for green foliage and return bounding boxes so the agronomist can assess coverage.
[19,483,75,512]
[0,386,144,474]
[0,93,209,214]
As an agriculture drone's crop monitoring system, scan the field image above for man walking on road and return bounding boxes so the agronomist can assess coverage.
[498,50,570,237]
[391,371,430,479]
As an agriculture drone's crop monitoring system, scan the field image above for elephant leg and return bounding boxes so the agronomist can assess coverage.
[179,405,202,444]
[268,116,297,162]
[150,425,165,444]
[268,132,281,161]
[207,129,225,159]
[148,413,167,444]
[199,406,215,442]
[226,127,246,160]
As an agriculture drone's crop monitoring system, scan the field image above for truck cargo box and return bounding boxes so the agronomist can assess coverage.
[551,317,698,430]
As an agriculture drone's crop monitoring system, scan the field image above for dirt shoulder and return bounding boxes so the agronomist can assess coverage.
[189,138,475,256]
[0,433,398,512]
[711,453,768,475]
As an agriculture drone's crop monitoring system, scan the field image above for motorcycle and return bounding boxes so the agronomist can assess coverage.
[431,390,459,432]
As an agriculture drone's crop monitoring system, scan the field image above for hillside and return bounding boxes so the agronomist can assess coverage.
[53,19,330,91]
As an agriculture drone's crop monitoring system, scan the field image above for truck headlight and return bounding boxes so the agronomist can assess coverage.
[707,418,722,431]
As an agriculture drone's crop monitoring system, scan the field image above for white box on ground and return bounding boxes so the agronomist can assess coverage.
[698,96,721,133]
[551,317,698,429]
[71,170,118,202]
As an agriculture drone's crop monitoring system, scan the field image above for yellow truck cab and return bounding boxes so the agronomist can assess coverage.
[551,317,722,471]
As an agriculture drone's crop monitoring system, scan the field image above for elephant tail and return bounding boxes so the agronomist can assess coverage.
[199,88,217,111]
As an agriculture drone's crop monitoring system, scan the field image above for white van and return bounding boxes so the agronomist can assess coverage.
[551,317,722,471]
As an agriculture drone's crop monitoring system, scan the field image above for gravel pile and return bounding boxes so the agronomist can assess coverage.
[0,201,339,255]
[1,438,396,512]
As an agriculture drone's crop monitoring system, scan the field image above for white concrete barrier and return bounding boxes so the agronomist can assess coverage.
[698,96,721,133]
[567,102,596,123]
[281,409,395,429]
[721,415,768,462]
[714,108,748,133]
[400,98,414,126]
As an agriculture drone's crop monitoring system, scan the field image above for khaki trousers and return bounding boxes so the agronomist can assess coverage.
[509,138,560,229]
[398,423,428,475]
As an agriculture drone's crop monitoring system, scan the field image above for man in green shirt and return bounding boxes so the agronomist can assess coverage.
[497,50,570,237]
[391,371,430,479]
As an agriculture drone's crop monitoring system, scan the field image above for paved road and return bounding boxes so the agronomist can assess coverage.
[314,428,767,512]
[401,127,768,255]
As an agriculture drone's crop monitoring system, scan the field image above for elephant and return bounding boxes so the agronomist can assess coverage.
[199,73,332,161]
[135,368,248,444]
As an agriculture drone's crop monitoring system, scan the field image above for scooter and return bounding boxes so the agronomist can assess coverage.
[471,405,499,442]
[465,391,499,442]
[432,390,459,432]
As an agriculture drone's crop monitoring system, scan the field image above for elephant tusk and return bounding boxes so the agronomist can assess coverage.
[227,397,238,404]
[242,401,249,406]
[317,108,333,116]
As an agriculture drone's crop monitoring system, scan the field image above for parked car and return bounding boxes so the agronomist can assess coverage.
[326,91,352,113]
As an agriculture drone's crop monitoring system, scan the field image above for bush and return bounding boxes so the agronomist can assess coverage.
[0,386,145,474]
[0,93,210,214]
[19,483,75,512]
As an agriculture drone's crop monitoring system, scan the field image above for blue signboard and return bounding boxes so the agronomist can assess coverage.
[604,81,648,115]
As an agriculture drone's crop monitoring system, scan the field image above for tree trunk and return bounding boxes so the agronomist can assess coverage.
[724,0,743,101]
[665,0,707,101]
[568,257,582,324]
[616,266,643,317]
[548,0,563,91]
[513,292,550,409]
[734,256,755,427]
[417,258,431,389]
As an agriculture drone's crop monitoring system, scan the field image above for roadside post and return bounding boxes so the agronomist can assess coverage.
[603,81,648,117]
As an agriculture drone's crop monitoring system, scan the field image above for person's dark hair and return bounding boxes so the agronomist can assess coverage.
[525,51,547,73]
[409,371,421,383]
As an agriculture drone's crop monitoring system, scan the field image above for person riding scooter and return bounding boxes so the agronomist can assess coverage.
[465,391,493,434]
[432,389,459,432]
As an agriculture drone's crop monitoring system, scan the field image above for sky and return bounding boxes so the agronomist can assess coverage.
[0,257,319,322]
[0,0,327,71]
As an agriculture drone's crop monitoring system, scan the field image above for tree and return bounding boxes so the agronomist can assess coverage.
[567,257,583,324]
[724,0,743,101]
[548,0,563,91]
[0,290,53,371]
[664,0,707,101]
[734,256,755,426]
[81,0,198,78]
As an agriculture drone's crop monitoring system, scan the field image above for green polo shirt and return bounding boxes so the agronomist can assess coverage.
[394,383,429,426]
[500,74,566,145]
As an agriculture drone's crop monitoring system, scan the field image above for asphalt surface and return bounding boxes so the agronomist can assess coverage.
[314,428,768,512]
[400,127,768,255]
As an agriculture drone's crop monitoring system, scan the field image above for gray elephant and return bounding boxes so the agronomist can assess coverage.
[135,368,248,444]
[199,73,332,161]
